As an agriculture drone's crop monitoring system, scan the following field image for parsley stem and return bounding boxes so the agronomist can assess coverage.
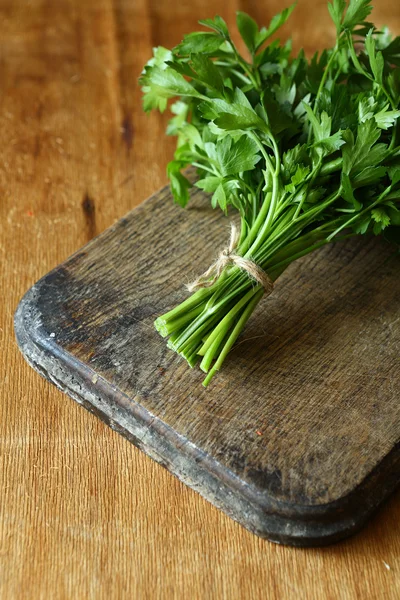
[315,44,339,108]
[228,42,261,91]
[202,288,264,387]
[327,186,394,240]
[248,131,275,174]
[238,191,272,255]
[192,161,219,176]
[213,62,252,85]
[319,156,342,175]
[245,173,280,257]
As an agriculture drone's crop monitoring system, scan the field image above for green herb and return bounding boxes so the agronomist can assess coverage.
[140,0,400,386]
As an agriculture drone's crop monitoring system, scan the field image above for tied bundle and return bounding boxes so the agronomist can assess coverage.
[140,0,400,386]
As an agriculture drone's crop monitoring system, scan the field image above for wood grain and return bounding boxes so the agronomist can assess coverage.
[1,0,400,597]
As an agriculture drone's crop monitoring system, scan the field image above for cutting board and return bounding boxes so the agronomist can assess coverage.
[14,179,400,547]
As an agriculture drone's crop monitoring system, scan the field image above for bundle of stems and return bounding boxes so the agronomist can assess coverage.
[140,0,400,386]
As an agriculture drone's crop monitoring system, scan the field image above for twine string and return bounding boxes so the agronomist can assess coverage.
[186,223,274,294]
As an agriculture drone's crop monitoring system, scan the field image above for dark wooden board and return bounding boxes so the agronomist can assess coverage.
[14,180,400,547]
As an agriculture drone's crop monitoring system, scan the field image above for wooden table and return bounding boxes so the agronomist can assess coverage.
[1,0,400,597]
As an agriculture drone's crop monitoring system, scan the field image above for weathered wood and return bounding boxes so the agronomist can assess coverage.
[15,176,400,546]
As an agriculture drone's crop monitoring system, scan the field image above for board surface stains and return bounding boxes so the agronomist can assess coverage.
[121,114,134,151]
[81,192,96,240]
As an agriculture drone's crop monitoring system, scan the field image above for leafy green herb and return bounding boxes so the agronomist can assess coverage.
[140,0,400,386]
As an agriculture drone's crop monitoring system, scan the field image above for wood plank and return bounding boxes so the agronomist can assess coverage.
[2,0,400,597]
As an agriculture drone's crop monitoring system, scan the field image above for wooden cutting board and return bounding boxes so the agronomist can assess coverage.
[14,179,400,547]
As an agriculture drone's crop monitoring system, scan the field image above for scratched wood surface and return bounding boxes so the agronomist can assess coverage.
[2,0,400,597]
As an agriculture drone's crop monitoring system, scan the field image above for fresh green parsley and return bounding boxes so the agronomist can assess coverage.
[140,0,400,386]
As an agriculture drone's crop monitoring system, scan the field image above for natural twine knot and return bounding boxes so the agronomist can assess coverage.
[186,223,274,295]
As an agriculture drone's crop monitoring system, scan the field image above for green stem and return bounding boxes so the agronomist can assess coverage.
[256,189,342,264]
[319,156,342,176]
[197,286,261,359]
[326,186,393,240]
[192,162,219,176]
[213,62,252,85]
[238,191,272,255]
[228,42,261,91]
[202,288,264,387]
[245,173,280,257]
[248,131,275,174]
[316,45,338,105]
[200,328,228,372]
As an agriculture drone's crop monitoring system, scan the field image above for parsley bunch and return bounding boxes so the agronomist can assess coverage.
[140,0,400,386]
